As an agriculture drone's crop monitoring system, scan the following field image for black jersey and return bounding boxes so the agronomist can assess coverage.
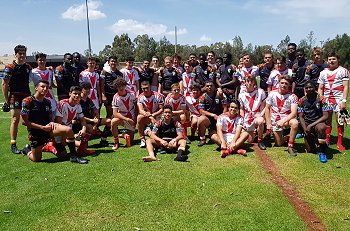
[198,90,227,115]
[21,96,52,133]
[298,94,330,124]
[217,64,240,89]
[258,63,274,91]
[153,118,182,139]
[193,64,215,87]
[55,64,78,96]
[159,67,182,91]
[80,97,95,119]
[100,69,123,96]
[138,67,155,86]
[292,59,311,87]
[3,61,31,95]
[305,63,328,85]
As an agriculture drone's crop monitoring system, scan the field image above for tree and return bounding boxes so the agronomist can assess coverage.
[276,35,291,55]
[298,31,317,58]
[323,33,350,69]
[156,36,175,61]
[134,34,157,62]
[111,33,135,61]
[98,45,113,61]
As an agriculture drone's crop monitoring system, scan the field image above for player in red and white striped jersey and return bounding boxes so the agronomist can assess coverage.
[120,56,140,95]
[267,56,292,94]
[185,84,202,140]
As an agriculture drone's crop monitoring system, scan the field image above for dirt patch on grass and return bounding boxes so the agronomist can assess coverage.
[253,145,327,231]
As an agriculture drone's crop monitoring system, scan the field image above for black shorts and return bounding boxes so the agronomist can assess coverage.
[10,93,30,110]
[28,130,51,148]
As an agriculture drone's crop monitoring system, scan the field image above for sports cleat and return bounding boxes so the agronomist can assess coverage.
[221,149,229,158]
[197,139,206,147]
[258,142,266,150]
[11,144,22,154]
[112,143,120,151]
[42,143,57,155]
[140,139,146,148]
[337,143,346,151]
[318,153,328,163]
[21,144,31,155]
[99,140,109,147]
[158,147,167,154]
[70,156,88,164]
[287,148,297,156]
[295,133,304,139]
[174,154,188,162]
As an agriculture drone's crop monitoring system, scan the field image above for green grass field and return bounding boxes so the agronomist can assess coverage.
[1,88,350,230]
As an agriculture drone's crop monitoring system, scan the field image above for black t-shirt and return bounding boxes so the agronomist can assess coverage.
[159,67,182,91]
[4,62,31,95]
[258,63,274,90]
[217,64,239,89]
[80,97,95,119]
[154,118,179,139]
[198,90,227,115]
[298,94,329,124]
[55,64,78,96]
[292,59,311,87]
[193,64,215,87]
[138,67,155,87]
[100,69,123,96]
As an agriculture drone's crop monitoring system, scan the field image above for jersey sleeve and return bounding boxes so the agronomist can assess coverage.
[265,93,273,105]
[290,94,299,105]
[297,98,304,114]
[3,64,14,80]
[175,121,183,133]
[320,95,331,112]
[76,105,84,118]
[317,71,326,85]
[55,66,63,80]
[198,94,206,109]
[21,97,32,116]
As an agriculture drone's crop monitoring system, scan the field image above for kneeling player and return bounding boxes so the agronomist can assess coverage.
[143,105,188,162]
[21,80,88,164]
[215,100,249,158]
[299,81,330,163]
[266,75,299,156]
[111,77,137,150]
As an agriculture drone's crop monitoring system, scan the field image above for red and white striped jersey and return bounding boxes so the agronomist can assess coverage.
[266,90,298,123]
[79,69,100,109]
[182,72,195,96]
[186,93,201,116]
[239,65,259,92]
[112,90,136,119]
[120,68,140,93]
[267,68,292,91]
[318,66,349,104]
[29,67,57,110]
[56,99,83,125]
[239,88,266,125]
[137,91,164,113]
[165,93,187,111]
[217,113,243,134]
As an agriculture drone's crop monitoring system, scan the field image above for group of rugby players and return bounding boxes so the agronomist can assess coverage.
[2,43,349,164]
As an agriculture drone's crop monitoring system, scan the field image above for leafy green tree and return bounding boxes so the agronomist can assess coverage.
[156,36,175,61]
[111,33,134,61]
[98,45,113,61]
[276,35,291,56]
[323,33,350,69]
[134,34,157,62]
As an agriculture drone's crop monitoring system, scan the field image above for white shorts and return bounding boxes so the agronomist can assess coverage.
[123,120,135,131]
[244,118,259,132]
[328,102,340,113]
[223,133,235,144]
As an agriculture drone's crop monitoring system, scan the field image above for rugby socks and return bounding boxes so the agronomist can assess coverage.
[337,125,344,149]
[66,137,76,154]
[318,138,327,153]
[10,140,16,145]
[258,137,263,143]
[288,141,294,149]
[114,137,119,144]
[326,126,332,144]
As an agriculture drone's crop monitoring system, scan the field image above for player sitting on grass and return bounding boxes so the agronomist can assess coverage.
[298,81,330,163]
[215,100,249,158]
[111,77,137,150]
[21,80,88,164]
[142,105,188,162]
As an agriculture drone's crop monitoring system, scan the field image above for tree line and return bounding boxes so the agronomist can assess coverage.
[94,32,350,69]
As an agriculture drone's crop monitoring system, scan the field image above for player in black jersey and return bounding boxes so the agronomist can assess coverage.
[158,56,182,96]
[100,56,123,119]
[305,47,328,87]
[258,52,274,94]
[137,60,157,92]
[292,49,311,99]
[142,105,188,162]
[21,80,88,164]
[2,45,32,154]
[55,53,77,100]
[197,80,228,146]
[193,54,215,91]
[287,43,297,69]
[298,81,330,163]
[72,52,85,82]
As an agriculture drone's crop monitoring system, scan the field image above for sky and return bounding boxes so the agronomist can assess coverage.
[1,0,350,56]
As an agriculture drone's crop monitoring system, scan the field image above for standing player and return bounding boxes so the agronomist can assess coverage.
[181,61,195,97]
[266,75,299,156]
[318,52,349,151]
[2,45,32,154]
[100,56,123,119]
[173,54,185,74]
[216,100,249,158]
[258,52,274,94]
[120,56,140,94]
[158,56,182,96]
[193,54,215,91]
[286,43,297,69]
[137,60,157,92]
[55,53,77,100]
[239,75,267,150]
[298,81,330,163]
[267,56,292,93]
[239,53,259,93]
[291,48,311,99]
[142,105,188,162]
[21,80,88,164]
[79,57,101,110]
[305,47,328,87]
[207,51,217,69]
[137,81,164,148]
[111,78,137,150]
[185,84,202,140]
[72,52,85,83]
